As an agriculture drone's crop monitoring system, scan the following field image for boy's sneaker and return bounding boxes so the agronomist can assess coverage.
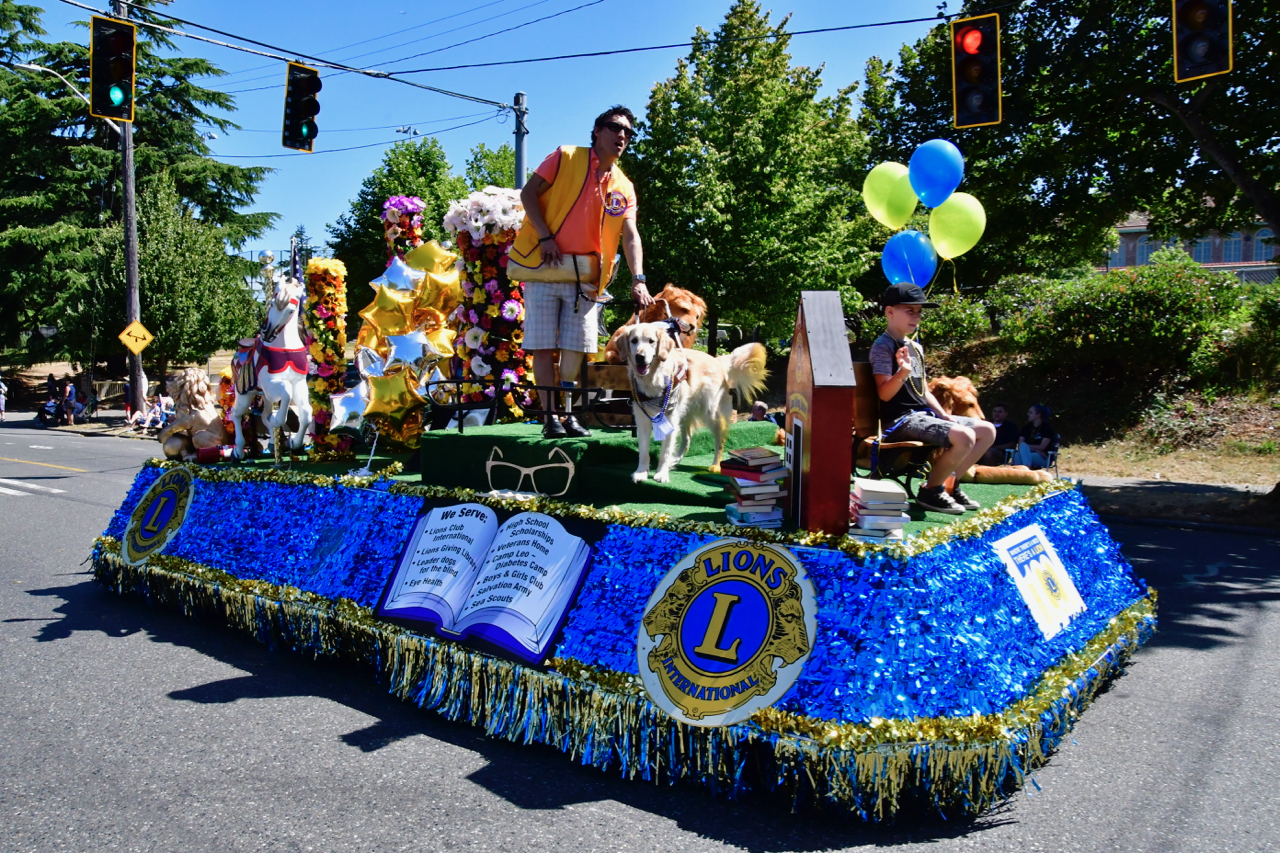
[949,485,981,511]
[915,485,965,515]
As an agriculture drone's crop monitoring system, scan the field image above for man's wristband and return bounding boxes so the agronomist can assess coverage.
[539,236,555,244]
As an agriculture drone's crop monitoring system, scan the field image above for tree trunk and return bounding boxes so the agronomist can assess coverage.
[1139,86,1280,238]
[707,311,719,357]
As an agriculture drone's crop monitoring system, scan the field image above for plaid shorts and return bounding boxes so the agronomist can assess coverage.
[883,411,984,448]
[523,281,601,353]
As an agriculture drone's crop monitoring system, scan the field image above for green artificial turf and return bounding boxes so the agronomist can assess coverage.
[228,422,1036,540]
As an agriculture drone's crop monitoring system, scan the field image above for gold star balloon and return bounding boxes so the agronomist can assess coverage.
[364,370,426,428]
[404,240,456,274]
[357,285,415,338]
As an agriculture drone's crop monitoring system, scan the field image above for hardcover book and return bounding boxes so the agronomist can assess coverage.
[727,446,784,467]
[375,503,591,665]
[719,462,788,483]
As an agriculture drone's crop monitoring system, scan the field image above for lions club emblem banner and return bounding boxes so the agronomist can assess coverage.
[637,539,816,727]
[992,523,1087,640]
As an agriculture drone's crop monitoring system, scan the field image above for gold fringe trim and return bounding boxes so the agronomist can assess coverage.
[145,460,1072,559]
[92,534,1153,820]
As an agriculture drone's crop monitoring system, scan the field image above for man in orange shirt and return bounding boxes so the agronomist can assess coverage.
[517,105,652,438]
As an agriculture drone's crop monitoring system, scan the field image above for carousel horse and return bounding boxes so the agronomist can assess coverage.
[229,275,313,459]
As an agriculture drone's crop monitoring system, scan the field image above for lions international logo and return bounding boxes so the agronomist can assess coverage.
[603,189,628,217]
[123,466,195,566]
[636,539,816,727]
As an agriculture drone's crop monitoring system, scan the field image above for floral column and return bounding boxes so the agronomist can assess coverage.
[443,188,533,423]
[305,258,352,460]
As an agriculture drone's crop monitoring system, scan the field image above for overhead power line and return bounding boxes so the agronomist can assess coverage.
[209,113,501,158]
[202,109,495,134]
[217,0,515,82]
[224,0,603,93]
[391,3,1022,73]
[55,0,510,108]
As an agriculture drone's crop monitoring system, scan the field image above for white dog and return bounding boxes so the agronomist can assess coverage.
[614,322,768,483]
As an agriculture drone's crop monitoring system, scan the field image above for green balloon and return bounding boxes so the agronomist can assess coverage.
[928,192,986,259]
[863,162,918,230]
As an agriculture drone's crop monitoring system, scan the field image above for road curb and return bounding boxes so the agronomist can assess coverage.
[1098,513,1280,539]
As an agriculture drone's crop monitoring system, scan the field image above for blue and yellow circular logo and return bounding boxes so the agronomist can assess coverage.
[123,467,195,566]
[637,539,816,727]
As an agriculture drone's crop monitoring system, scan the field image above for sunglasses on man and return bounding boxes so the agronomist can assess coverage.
[600,120,632,137]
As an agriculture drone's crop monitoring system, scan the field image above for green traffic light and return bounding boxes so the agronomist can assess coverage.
[109,84,127,106]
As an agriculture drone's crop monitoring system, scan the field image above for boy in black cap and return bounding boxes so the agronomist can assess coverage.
[869,282,995,514]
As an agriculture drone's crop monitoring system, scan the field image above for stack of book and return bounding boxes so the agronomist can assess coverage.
[722,446,788,528]
[849,478,909,541]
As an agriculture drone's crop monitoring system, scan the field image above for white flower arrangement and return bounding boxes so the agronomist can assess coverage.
[470,355,493,377]
[463,326,486,350]
[443,186,525,238]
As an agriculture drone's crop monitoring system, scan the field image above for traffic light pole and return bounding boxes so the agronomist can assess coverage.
[114,0,143,414]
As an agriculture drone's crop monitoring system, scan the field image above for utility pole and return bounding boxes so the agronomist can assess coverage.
[114,0,144,412]
[513,91,528,189]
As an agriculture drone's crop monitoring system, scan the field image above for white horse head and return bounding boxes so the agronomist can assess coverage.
[262,276,306,348]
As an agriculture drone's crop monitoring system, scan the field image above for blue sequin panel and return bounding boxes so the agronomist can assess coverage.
[553,489,1146,724]
[105,472,1145,725]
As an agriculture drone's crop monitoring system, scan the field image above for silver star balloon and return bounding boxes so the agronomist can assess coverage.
[355,346,386,379]
[385,330,432,372]
[329,383,368,431]
[370,256,426,292]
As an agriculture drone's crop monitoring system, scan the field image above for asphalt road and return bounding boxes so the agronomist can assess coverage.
[1,419,1277,853]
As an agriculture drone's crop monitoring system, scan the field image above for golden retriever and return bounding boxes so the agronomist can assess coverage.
[614,322,767,482]
[928,375,1052,484]
[928,375,984,419]
[605,284,707,364]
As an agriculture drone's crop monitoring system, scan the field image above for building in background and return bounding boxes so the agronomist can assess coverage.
[1106,215,1277,283]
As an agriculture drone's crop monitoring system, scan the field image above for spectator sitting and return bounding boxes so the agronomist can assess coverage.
[981,403,1022,465]
[127,397,164,431]
[37,396,62,427]
[73,391,90,420]
[748,400,769,421]
[1014,404,1059,469]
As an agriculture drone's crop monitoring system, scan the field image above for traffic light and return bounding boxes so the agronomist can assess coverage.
[89,15,136,123]
[950,13,1001,129]
[282,62,321,152]
[1173,0,1232,83]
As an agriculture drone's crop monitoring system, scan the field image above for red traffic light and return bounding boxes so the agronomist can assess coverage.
[957,26,984,55]
[949,13,1001,128]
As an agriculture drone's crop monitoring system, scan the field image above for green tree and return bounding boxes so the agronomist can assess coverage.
[0,0,274,362]
[61,173,260,378]
[465,141,516,190]
[326,137,467,320]
[859,0,1280,290]
[628,1,874,350]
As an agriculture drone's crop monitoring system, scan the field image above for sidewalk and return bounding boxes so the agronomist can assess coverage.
[1072,473,1279,532]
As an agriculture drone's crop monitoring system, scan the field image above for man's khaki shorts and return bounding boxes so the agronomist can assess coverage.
[524,281,601,353]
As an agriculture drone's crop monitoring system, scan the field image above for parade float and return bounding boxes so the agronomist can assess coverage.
[92,148,1154,821]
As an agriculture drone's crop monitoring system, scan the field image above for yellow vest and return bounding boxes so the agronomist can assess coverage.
[512,145,634,295]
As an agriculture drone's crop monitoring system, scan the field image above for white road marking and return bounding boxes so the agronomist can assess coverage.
[0,478,65,494]
[0,486,31,497]
[29,445,53,450]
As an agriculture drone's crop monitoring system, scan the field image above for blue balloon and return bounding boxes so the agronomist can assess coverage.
[881,230,938,285]
[909,139,965,208]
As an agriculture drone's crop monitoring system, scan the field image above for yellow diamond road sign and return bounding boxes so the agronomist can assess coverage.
[118,321,154,355]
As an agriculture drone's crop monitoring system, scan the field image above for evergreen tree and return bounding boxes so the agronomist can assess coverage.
[66,173,260,378]
[628,1,874,349]
[0,0,274,362]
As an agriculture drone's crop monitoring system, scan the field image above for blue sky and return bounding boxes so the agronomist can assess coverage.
[37,0,945,259]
